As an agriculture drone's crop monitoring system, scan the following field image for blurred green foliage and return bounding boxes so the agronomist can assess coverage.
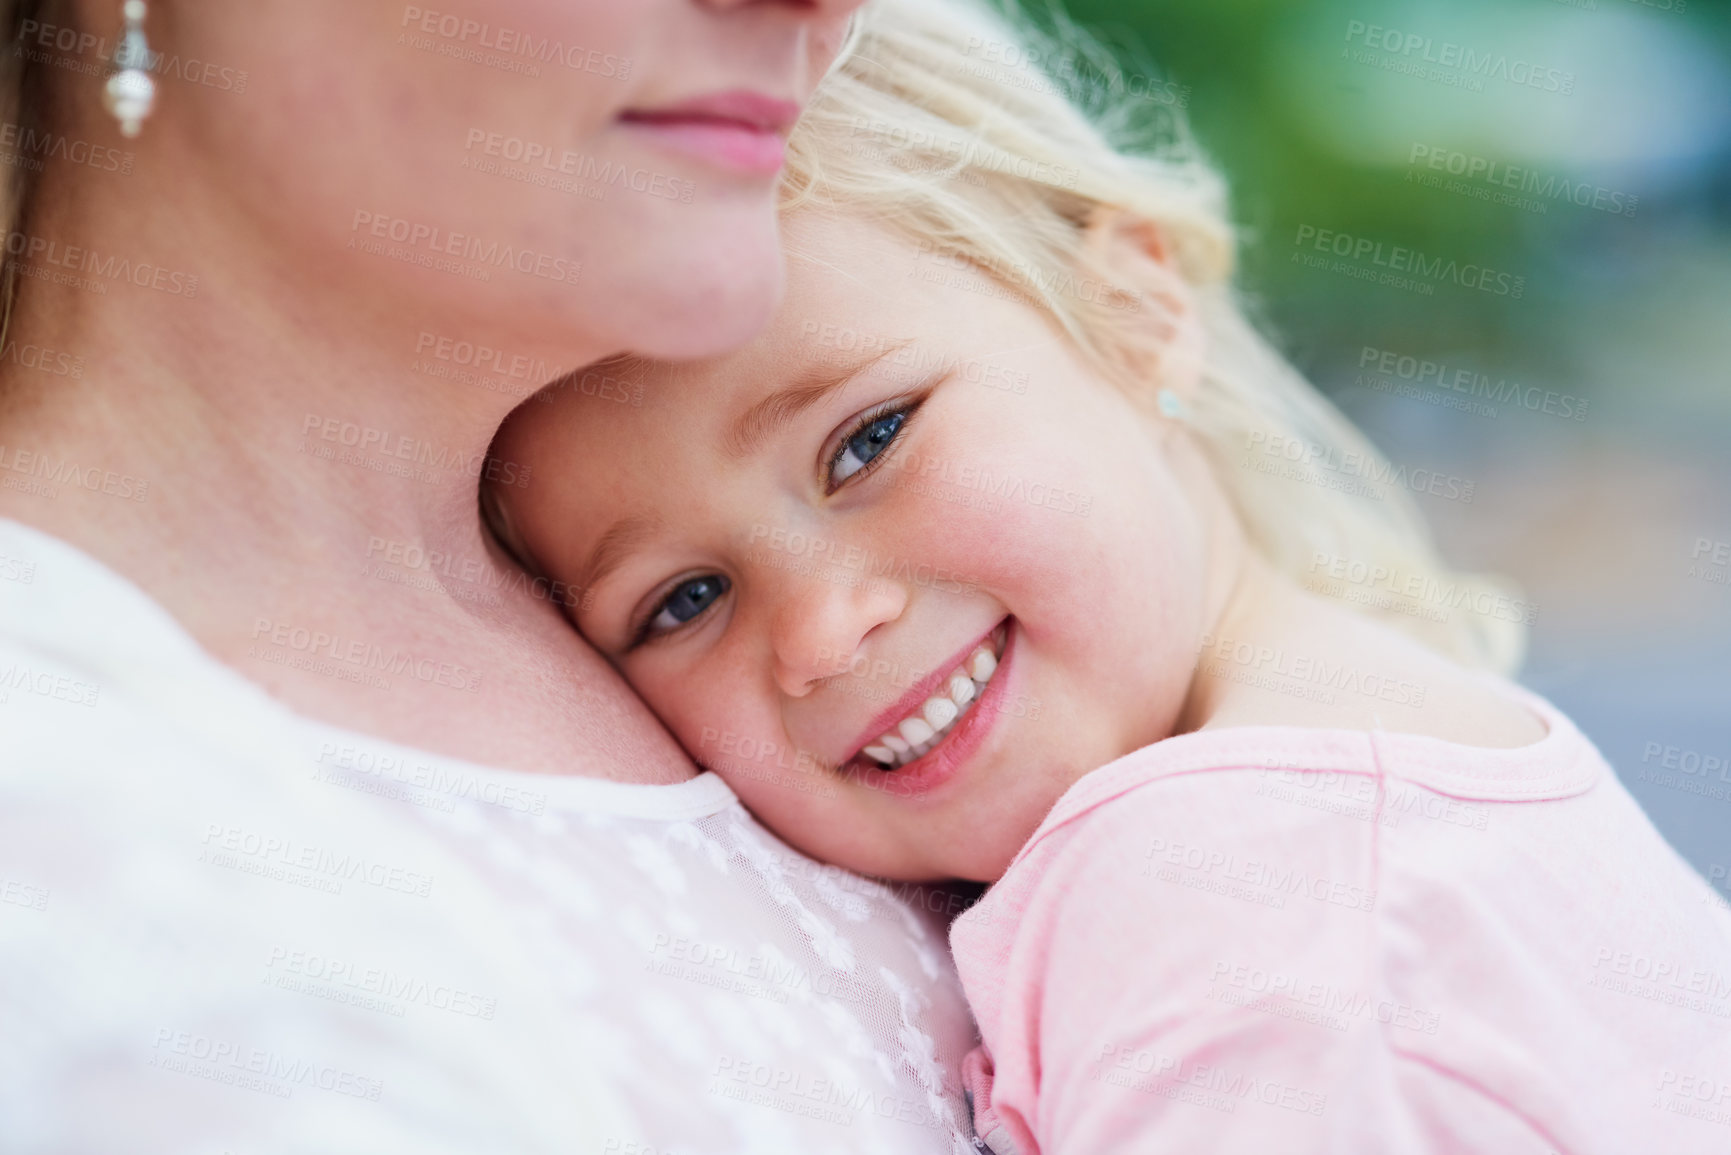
[1041,0,1731,393]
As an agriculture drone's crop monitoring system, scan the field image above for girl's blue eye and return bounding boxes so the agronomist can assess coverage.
[646,574,729,637]
[831,408,907,486]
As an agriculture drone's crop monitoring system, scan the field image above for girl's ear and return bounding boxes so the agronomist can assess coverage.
[1078,207,1206,408]
[1080,207,1172,268]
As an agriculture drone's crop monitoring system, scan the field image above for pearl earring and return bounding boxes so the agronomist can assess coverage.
[103,1,156,138]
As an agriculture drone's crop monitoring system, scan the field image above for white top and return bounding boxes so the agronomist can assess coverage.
[0,519,976,1154]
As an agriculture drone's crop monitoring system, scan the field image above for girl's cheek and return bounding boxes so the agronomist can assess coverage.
[633,667,721,768]
[680,688,736,772]
[674,686,790,787]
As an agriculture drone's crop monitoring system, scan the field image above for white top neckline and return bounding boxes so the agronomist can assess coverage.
[0,516,737,821]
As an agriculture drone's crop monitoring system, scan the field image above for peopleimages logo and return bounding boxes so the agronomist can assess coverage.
[1293,225,1524,299]
[953,35,1192,110]
[462,129,694,204]
[1243,429,1476,506]
[0,338,84,379]
[0,121,132,175]
[746,523,980,595]
[1342,20,1575,95]
[348,211,582,287]
[0,659,101,708]
[150,1028,382,1101]
[301,413,531,488]
[1091,1041,1329,1115]
[399,6,632,80]
[414,331,548,386]
[911,239,1141,311]
[1307,549,1538,627]
[709,1056,946,1130]
[249,617,485,694]
[1195,631,1428,709]
[16,18,249,93]
[3,230,198,298]
[1356,345,1588,422]
[1407,145,1638,219]
[0,442,150,503]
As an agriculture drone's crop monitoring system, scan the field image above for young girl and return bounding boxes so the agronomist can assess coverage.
[486,1,1731,1149]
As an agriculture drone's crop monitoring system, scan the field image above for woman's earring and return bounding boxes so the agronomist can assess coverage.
[1156,388,1190,422]
[103,1,156,138]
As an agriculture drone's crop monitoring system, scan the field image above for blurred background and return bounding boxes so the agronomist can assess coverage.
[1041,0,1731,883]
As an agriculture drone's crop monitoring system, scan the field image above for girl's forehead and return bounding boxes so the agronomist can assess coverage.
[595,211,1008,448]
[722,236,949,382]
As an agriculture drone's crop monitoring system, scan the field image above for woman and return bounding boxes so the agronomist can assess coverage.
[0,0,976,1150]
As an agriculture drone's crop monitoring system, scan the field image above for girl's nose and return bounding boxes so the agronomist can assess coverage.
[768,571,907,698]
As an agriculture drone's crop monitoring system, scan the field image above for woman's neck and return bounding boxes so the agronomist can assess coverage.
[2,168,568,572]
[0,155,696,781]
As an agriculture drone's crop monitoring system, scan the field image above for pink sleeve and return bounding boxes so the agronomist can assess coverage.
[955,775,1540,1154]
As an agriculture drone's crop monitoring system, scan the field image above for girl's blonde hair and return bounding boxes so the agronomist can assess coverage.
[782,0,1526,673]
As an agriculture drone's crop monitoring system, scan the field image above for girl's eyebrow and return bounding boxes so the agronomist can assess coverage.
[724,339,912,460]
[573,513,664,603]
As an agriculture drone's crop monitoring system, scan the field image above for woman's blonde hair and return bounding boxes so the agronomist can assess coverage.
[781,0,1526,673]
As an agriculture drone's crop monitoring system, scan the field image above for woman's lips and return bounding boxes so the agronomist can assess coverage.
[618,90,799,175]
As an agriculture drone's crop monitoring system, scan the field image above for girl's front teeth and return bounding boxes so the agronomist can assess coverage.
[861,635,1003,770]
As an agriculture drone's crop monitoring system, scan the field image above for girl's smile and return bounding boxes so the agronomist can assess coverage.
[841,618,1012,798]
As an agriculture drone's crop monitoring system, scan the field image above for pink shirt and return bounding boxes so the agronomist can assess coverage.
[952,684,1731,1154]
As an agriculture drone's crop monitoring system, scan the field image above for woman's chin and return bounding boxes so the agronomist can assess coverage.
[588,209,786,362]
[643,290,781,361]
